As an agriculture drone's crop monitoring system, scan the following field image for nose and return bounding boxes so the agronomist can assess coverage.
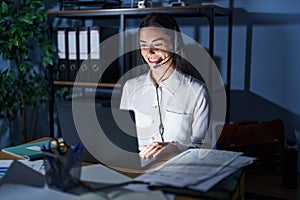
[146,46,157,54]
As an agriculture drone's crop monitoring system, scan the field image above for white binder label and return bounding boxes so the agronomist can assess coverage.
[68,30,77,60]
[79,30,88,60]
[57,30,66,59]
[90,29,100,59]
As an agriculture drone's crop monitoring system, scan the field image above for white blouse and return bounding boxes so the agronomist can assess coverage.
[120,69,211,150]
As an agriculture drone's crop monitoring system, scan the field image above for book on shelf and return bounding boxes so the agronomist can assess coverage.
[1,139,52,161]
[67,27,78,82]
[57,27,68,81]
[78,26,89,82]
[55,26,120,83]
[88,26,101,83]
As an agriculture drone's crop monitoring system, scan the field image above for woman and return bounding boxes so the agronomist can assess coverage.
[120,13,211,158]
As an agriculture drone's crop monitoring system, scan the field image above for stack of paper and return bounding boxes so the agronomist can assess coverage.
[0,160,45,182]
[135,149,255,192]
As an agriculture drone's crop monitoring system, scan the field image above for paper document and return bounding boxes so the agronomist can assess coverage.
[135,149,248,189]
[0,159,45,181]
[188,155,255,192]
[0,160,12,180]
[1,160,45,187]
[80,164,133,184]
[64,190,167,200]
[0,184,75,200]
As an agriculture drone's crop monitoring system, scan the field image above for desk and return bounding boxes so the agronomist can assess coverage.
[245,173,300,200]
[0,138,245,200]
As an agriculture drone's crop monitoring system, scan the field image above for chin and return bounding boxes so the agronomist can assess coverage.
[148,64,156,69]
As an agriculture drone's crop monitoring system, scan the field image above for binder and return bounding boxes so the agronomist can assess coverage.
[78,27,89,82]
[89,26,101,83]
[98,27,120,83]
[67,27,78,82]
[1,139,52,161]
[57,28,68,81]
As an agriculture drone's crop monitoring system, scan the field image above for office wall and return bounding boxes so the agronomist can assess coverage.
[208,0,300,170]
[215,0,300,139]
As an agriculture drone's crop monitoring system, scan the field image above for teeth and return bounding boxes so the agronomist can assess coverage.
[149,58,162,63]
[149,58,159,62]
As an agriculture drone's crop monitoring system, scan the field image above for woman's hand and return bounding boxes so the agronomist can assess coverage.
[139,141,179,158]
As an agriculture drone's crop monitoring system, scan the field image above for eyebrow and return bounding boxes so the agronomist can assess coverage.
[140,37,165,43]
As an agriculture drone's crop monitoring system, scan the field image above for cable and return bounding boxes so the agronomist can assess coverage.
[155,85,164,142]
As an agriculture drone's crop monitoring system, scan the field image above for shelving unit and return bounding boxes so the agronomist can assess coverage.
[47,5,232,137]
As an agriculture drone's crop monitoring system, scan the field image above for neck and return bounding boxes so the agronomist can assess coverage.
[151,65,174,86]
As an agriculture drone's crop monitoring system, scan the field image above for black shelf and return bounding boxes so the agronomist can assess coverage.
[48,5,231,18]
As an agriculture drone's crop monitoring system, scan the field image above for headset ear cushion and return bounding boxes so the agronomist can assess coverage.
[174,32,178,53]
[173,30,182,54]
[174,42,181,54]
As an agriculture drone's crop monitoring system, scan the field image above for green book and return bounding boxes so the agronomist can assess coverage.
[1,140,51,160]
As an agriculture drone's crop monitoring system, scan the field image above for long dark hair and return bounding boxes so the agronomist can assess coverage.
[139,13,193,76]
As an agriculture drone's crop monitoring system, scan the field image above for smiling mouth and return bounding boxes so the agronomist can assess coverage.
[148,57,163,64]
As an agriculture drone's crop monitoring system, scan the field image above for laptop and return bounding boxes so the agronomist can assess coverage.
[56,100,161,171]
[56,100,99,163]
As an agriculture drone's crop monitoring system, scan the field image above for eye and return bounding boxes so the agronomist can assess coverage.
[153,43,163,47]
[140,43,148,49]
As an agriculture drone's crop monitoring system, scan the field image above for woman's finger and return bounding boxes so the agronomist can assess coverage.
[139,142,164,158]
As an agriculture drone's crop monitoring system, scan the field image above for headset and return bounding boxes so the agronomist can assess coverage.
[153,27,179,69]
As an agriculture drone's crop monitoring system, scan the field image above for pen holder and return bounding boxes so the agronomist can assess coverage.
[42,144,83,191]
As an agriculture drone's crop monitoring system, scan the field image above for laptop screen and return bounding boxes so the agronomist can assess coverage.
[56,100,139,164]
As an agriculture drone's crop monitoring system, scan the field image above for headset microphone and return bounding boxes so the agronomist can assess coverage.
[153,54,173,69]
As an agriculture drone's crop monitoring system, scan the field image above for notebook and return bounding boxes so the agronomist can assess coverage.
[1,140,51,161]
[56,100,161,170]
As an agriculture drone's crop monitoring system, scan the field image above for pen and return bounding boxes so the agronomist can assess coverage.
[63,143,83,174]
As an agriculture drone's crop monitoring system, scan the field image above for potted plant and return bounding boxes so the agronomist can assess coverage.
[0,0,55,145]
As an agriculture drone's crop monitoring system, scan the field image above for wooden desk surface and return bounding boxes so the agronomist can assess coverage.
[0,137,245,200]
[0,152,20,160]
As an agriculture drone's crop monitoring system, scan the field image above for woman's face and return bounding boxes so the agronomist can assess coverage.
[139,27,174,69]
